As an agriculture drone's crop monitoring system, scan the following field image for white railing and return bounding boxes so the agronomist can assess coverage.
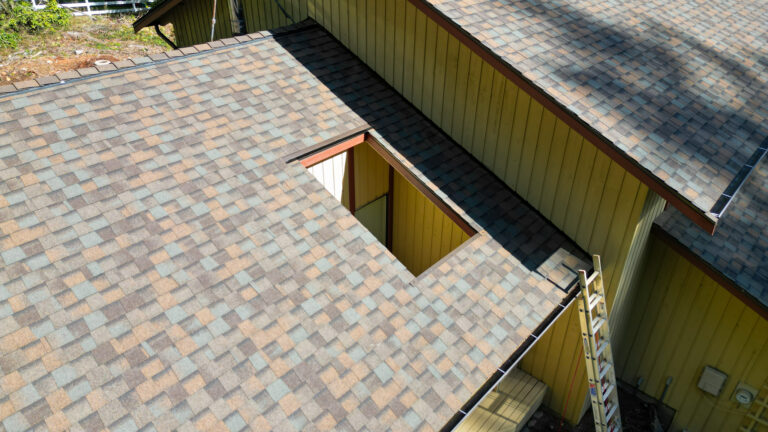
[30,0,155,16]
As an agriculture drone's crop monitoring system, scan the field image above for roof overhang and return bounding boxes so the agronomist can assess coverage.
[133,0,182,33]
[652,225,768,321]
[406,0,722,235]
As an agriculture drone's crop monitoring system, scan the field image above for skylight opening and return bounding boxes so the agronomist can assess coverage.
[299,134,475,276]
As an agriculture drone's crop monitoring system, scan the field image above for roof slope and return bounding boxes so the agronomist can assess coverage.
[656,156,768,311]
[423,0,768,226]
[0,23,587,431]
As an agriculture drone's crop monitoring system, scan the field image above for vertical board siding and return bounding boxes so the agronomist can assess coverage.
[169,0,233,47]
[353,143,389,210]
[302,0,663,423]
[620,236,768,431]
[169,0,308,47]
[306,151,349,206]
[391,170,468,275]
[242,0,307,34]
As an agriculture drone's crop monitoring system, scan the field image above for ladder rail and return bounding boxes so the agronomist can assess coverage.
[577,255,622,432]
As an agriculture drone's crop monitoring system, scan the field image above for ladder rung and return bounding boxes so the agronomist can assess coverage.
[602,383,615,402]
[592,316,606,333]
[588,293,602,310]
[585,271,598,286]
[599,361,612,380]
[596,339,608,358]
[606,403,618,422]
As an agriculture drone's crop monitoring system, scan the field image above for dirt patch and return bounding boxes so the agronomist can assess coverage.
[0,53,122,82]
[1,15,173,84]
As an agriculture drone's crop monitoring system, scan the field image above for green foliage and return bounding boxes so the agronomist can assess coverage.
[0,31,21,49]
[3,0,71,33]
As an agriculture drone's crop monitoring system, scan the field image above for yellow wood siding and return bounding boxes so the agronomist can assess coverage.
[353,143,389,210]
[306,0,661,422]
[620,236,768,431]
[391,170,469,275]
[166,0,307,47]
[242,0,307,34]
[168,0,233,47]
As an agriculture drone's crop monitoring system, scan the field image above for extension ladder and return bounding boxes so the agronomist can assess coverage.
[577,255,622,432]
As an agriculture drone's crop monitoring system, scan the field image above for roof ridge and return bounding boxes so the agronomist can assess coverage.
[0,19,317,97]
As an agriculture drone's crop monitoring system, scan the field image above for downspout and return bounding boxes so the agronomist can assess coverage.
[154,24,177,50]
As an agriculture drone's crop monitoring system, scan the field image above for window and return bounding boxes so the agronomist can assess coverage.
[300,133,475,276]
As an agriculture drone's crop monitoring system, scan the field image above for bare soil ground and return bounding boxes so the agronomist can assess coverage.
[0,15,173,83]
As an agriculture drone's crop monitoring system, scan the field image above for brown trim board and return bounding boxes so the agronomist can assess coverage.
[652,225,768,321]
[348,146,356,214]
[300,133,366,168]
[364,134,476,236]
[406,0,717,234]
[386,166,394,250]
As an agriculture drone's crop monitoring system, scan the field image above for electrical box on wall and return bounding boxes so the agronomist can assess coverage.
[697,366,727,396]
[732,382,758,406]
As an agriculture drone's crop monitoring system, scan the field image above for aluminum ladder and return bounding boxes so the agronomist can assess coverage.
[577,255,622,432]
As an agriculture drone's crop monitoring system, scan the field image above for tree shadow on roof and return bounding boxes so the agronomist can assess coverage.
[272,23,589,285]
[478,0,768,214]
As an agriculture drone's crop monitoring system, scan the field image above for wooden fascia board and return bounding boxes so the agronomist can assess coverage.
[406,0,717,234]
[299,133,366,168]
[652,225,768,321]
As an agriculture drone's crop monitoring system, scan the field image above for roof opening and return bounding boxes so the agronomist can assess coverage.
[300,134,475,276]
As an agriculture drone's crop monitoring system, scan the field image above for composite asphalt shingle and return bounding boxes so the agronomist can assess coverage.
[423,0,768,223]
[0,23,588,431]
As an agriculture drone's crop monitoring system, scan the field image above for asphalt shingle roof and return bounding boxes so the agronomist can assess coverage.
[424,0,768,223]
[656,155,768,309]
[0,23,588,431]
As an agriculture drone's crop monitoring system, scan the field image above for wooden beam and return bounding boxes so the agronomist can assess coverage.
[386,166,394,250]
[405,0,717,234]
[348,147,356,214]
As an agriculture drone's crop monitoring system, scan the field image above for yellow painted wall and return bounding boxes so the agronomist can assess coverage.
[353,143,389,210]
[306,0,661,422]
[391,170,469,275]
[242,0,307,35]
[620,235,768,431]
[166,0,308,47]
[168,0,233,47]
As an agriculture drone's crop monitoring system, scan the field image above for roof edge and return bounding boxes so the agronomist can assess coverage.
[133,0,182,33]
[0,20,317,98]
[652,224,768,320]
[406,0,718,235]
[440,279,583,431]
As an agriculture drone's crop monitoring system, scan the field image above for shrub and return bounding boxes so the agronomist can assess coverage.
[4,0,71,33]
[0,31,21,48]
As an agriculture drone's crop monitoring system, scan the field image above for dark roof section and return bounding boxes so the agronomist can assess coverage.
[0,22,588,431]
[414,0,768,232]
[133,0,181,32]
[655,155,768,316]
